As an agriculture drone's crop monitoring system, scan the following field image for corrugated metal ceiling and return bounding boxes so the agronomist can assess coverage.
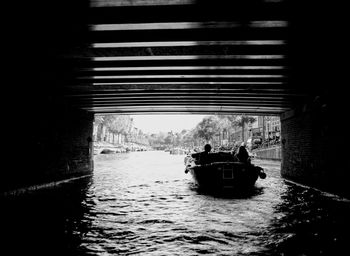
[62,0,304,114]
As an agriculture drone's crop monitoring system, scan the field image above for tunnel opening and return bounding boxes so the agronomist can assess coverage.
[91,112,283,202]
[92,113,282,180]
[92,113,281,158]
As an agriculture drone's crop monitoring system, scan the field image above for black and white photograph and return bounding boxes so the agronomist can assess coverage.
[2,0,349,255]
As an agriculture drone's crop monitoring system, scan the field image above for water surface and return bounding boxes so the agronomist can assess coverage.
[2,151,349,255]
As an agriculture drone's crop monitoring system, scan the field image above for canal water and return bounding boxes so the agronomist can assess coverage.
[2,151,350,255]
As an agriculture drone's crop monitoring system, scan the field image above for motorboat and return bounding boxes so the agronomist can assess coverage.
[184,151,266,191]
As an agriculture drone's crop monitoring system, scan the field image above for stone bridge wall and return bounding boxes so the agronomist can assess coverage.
[2,105,94,194]
[281,101,350,198]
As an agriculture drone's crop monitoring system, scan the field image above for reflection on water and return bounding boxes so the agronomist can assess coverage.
[2,151,349,255]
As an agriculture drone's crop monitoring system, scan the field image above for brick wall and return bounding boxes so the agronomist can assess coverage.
[281,102,350,198]
[2,104,94,193]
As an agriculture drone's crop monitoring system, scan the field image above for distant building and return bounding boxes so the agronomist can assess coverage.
[253,116,281,142]
[264,116,281,140]
[211,115,281,148]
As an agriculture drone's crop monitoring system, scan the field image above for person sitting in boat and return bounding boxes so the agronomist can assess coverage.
[191,144,212,165]
[234,145,251,164]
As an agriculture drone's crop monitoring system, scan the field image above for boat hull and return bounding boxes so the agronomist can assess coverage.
[187,162,263,191]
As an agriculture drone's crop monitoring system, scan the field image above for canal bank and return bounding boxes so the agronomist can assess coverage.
[253,145,281,161]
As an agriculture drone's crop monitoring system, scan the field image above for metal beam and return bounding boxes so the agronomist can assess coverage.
[91,55,285,61]
[92,40,285,48]
[90,21,288,31]
[84,66,285,71]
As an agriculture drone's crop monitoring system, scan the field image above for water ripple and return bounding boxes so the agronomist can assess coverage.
[3,151,349,256]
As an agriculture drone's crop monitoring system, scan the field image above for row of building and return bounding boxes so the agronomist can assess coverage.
[93,115,281,149]
[93,123,149,146]
[212,116,281,148]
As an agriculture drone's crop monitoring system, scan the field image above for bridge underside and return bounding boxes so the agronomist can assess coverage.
[43,0,306,115]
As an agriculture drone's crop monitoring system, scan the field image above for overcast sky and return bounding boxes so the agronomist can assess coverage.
[131,114,207,134]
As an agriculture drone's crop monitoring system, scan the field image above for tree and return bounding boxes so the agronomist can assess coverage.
[148,132,167,147]
[193,116,219,144]
[93,115,134,143]
[164,132,174,145]
[215,115,234,144]
[94,115,105,141]
[101,115,133,135]
[234,115,257,142]
[94,115,104,125]
[182,130,195,148]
